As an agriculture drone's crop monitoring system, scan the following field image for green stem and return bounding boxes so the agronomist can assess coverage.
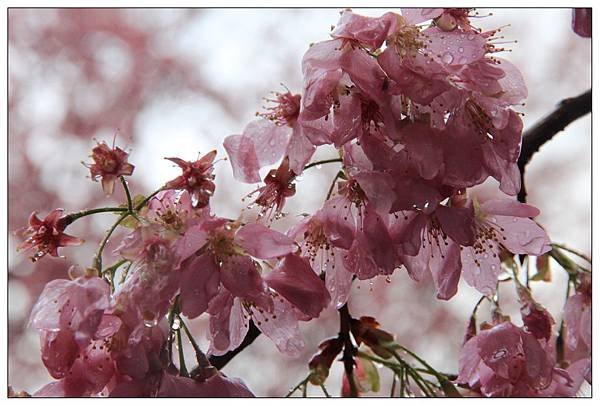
[120,176,133,211]
[179,316,211,368]
[326,170,344,201]
[552,243,592,263]
[390,373,397,397]
[64,207,128,225]
[135,187,164,211]
[319,384,330,398]
[92,211,130,273]
[303,158,342,171]
[285,376,310,398]
[176,328,188,377]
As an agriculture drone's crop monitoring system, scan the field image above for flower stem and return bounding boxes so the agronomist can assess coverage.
[552,243,592,263]
[339,304,358,397]
[64,207,128,225]
[120,176,133,211]
[303,158,342,171]
[176,328,189,377]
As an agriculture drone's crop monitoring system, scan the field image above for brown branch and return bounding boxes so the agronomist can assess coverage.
[339,304,358,397]
[206,322,261,370]
[517,89,591,202]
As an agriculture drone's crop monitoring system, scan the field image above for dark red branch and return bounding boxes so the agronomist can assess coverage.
[339,304,358,397]
[517,89,591,202]
[207,322,261,370]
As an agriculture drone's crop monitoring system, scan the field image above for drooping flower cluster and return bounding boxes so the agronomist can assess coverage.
[16,8,590,398]
[225,8,548,302]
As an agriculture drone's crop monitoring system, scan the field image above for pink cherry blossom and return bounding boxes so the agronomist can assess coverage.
[17,209,83,261]
[164,150,217,208]
[86,139,135,196]
[460,197,551,295]
[457,321,557,396]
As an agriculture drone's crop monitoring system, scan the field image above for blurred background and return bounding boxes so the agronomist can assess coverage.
[8,8,591,396]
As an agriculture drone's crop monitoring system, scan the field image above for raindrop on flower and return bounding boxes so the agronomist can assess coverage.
[171,318,181,330]
[441,52,454,64]
[492,348,508,360]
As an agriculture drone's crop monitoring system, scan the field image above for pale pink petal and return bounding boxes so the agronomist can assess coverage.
[207,291,249,356]
[223,132,261,183]
[456,336,482,386]
[333,10,398,49]
[423,27,486,66]
[326,249,354,308]
[480,198,540,218]
[318,196,356,250]
[285,122,317,174]
[158,372,254,397]
[264,254,330,319]
[460,244,502,296]
[476,322,523,380]
[235,223,296,259]
[496,58,528,104]
[353,171,395,214]
[491,216,551,255]
[401,8,443,24]
[252,297,305,357]
[219,255,273,311]
[428,240,462,300]
[180,254,220,319]
[436,205,475,246]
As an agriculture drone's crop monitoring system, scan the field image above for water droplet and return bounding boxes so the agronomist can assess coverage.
[458,47,464,53]
[316,164,322,170]
[144,318,158,328]
[467,34,476,41]
[269,139,276,147]
[441,52,454,64]
[171,318,181,330]
[492,348,508,360]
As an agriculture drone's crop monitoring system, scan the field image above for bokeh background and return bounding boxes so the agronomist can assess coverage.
[8,8,591,396]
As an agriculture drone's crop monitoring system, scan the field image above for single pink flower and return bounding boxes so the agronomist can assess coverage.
[164,150,217,208]
[86,140,135,196]
[207,288,305,357]
[30,276,111,345]
[457,321,556,396]
[17,209,83,261]
[460,197,551,295]
[252,157,297,216]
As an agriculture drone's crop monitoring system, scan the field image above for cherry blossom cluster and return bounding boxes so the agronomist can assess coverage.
[14,8,591,397]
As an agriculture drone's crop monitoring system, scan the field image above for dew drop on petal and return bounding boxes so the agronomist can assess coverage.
[492,348,508,360]
[441,52,454,64]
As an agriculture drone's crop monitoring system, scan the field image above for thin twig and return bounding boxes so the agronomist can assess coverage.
[303,158,343,171]
[208,322,261,370]
[339,304,358,397]
[518,89,591,202]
